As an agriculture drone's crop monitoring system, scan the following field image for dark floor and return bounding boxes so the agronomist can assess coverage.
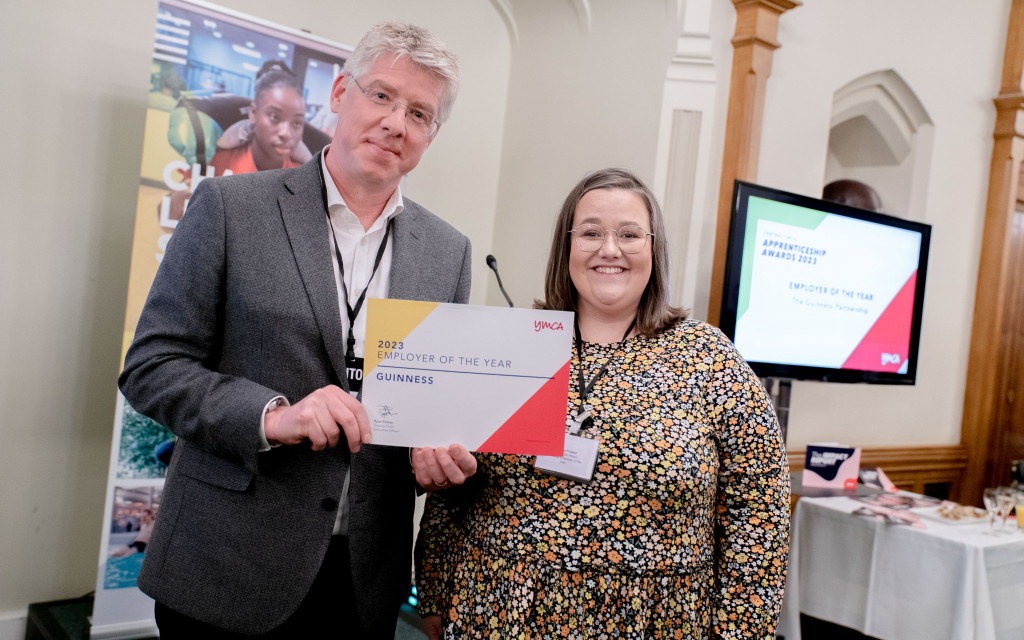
[28,596,873,640]
[797,614,881,640]
[395,602,428,639]
[27,596,428,640]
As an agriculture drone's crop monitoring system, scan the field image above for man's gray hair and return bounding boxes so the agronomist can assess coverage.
[343,22,460,125]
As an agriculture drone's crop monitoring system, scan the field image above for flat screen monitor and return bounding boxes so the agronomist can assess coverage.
[718,180,931,385]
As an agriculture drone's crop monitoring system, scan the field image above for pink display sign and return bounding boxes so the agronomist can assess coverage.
[802,445,861,490]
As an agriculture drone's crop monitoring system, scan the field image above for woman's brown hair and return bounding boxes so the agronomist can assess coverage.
[534,168,687,336]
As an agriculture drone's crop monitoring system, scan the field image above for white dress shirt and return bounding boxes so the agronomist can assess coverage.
[321,151,404,359]
[260,147,408,535]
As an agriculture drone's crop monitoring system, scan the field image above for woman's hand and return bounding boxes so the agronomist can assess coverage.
[412,444,478,491]
[421,614,443,640]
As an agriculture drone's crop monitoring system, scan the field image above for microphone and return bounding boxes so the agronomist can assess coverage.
[486,254,515,308]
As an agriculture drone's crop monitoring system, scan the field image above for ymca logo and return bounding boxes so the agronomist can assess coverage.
[881,352,901,366]
[534,320,565,332]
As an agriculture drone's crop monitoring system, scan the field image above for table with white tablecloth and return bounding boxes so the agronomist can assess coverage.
[779,496,1024,640]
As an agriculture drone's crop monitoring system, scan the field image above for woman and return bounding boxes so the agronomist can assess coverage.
[415,168,790,639]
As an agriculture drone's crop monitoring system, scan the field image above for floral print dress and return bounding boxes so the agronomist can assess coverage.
[415,319,791,639]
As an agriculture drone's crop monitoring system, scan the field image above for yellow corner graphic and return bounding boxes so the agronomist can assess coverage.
[363,299,440,374]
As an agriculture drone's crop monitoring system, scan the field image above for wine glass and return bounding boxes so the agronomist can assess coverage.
[1015,491,1024,532]
[983,488,1000,535]
[997,487,1017,533]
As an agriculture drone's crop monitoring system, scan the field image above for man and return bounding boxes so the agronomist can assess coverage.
[119,23,477,638]
[822,178,883,212]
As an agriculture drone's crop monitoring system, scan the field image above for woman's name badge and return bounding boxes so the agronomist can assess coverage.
[534,434,600,482]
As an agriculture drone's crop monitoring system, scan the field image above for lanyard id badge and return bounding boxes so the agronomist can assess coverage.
[534,431,601,482]
[319,160,391,400]
[533,318,635,483]
[346,356,364,396]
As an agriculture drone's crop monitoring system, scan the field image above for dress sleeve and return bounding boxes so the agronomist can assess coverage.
[704,327,791,639]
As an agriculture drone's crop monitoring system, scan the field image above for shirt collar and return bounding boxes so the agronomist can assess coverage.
[319,146,405,230]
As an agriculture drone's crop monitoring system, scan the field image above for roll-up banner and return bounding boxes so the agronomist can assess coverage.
[92,2,348,635]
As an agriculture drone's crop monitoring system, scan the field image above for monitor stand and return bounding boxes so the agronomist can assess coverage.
[762,377,791,445]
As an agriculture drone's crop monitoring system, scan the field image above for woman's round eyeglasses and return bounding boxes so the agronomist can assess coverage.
[569,224,653,254]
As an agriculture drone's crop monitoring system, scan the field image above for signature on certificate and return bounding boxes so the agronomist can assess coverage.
[378,405,397,418]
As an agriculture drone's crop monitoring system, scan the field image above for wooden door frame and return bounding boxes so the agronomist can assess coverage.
[707,0,801,327]
[955,0,1024,505]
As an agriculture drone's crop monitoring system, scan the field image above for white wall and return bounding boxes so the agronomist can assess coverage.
[756,0,1011,448]
[486,1,682,308]
[652,0,732,320]
[1,0,159,617]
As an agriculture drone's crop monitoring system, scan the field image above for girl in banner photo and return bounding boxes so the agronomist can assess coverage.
[159,62,310,229]
[415,168,791,639]
[209,61,309,175]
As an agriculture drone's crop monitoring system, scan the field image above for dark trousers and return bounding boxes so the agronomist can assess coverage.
[154,535,375,639]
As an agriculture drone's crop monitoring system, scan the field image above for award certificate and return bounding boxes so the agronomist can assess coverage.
[362,299,573,455]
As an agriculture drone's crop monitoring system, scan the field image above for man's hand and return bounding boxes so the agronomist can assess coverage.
[265,385,371,452]
[412,444,477,491]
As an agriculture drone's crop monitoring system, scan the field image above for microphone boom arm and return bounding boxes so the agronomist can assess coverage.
[486,254,515,308]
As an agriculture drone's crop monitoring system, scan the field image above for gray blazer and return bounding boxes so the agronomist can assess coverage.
[119,159,471,636]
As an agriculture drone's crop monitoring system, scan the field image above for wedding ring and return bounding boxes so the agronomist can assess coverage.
[436,478,450,488]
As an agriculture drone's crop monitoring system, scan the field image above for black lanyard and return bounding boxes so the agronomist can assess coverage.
[318,160,394,358]
[572,317,637,427]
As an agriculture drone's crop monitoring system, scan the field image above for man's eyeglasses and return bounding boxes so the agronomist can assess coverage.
[569,224,653,254]
[352,77,439,137]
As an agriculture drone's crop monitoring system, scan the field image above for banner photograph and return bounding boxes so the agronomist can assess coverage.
[92,1,349,635]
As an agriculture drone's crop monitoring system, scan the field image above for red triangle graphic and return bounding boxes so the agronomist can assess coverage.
[841,271,917,372]
[476,360,570,456]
